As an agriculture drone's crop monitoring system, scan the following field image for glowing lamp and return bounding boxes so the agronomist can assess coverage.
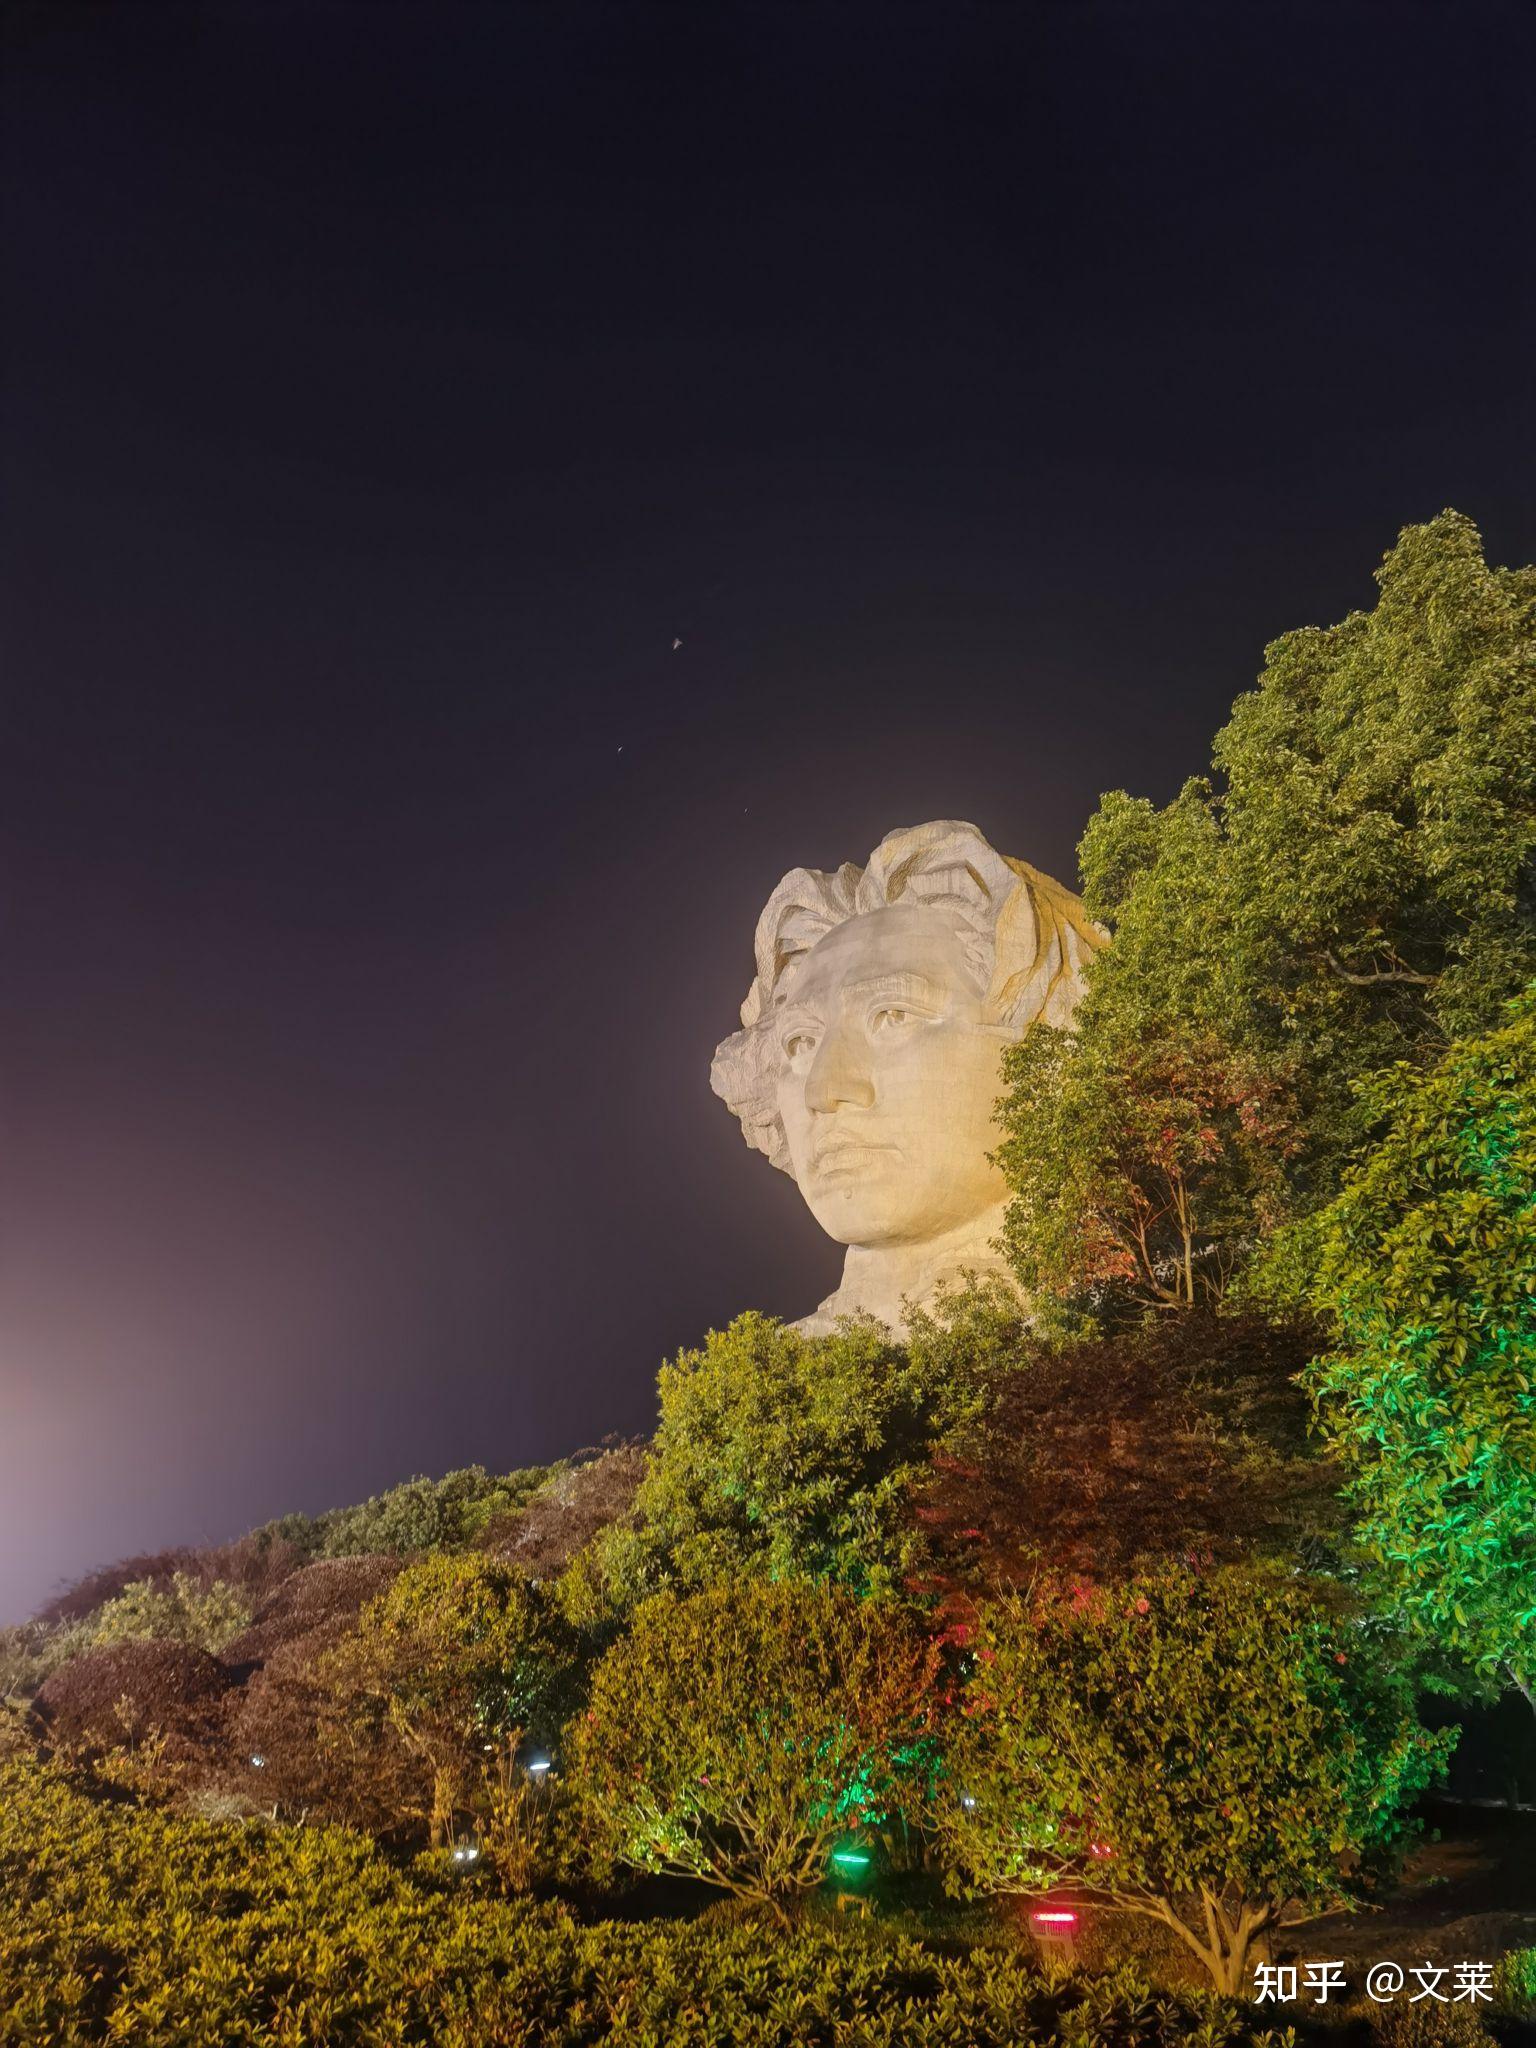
[525,1754,553,1778]
[451,1844,481,1867]
[1028,1903,1081,1952]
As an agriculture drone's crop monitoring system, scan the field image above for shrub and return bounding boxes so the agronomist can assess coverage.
[483,1443,647,1577]
[1495,1945,1536,2014]
[33,1639,235,1766]
[571,1578,944,1915]
[914,1311,1341,1585]
[84,1571,252,1655]
[938,1563,1454,1996]
[31,1547,207,1625]
[225,1623,422,1837]
[218,1553,403,1671]
[585,1304,1006,1612]
[34,1535,305,1631]
[254,1463,554,1561]
[0,1620,89,1702]
[1,1747,1323,2047]
[335,1553,579,1847]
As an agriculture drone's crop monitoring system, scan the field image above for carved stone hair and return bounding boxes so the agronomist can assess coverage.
[710,819,1106,1174]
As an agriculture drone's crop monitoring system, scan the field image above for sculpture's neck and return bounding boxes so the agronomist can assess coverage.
[801,1202,1016,1334]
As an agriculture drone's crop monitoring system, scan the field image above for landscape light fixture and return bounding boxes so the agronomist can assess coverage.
[451,1844,481,1867]
[1028,1904,1082,1955]
[525,1754,553,1777]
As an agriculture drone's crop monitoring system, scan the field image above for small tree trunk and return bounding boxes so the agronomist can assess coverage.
[1214,1929,1257,1998]
[1156,1894,1267,1998]
[430,1765,457,1849]
[1510,1663,1536,1724]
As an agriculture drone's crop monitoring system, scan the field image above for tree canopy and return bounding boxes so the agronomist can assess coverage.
[999,511,1536,1321]
[939,1564,1453,1995]
[1257,988,1536,1709]
[579,1305,1006,1610]
[572,1579,942,1913]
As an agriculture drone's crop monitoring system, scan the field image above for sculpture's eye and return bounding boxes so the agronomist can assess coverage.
[783,1031,817,1061]
[868,1006,912,1033]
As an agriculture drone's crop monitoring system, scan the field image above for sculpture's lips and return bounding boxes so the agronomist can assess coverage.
[811,1138,898,1176]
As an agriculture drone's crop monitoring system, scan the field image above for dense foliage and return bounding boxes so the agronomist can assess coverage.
[78,1570,252,1655]
[254,1462,553,1561]
[573,1578,943,1913]
[9,512,1535,2037]
[3,1747,1345,2048]
[336,1553,580,1846]
[997,1025,1302,1318]
[940,1564,1454,1995]
[1259,992,1536,1708]
[578,1307,1001,1611]
[915,1313,1340,1583]
[999,512,1536,1322]
[34,1640,236,1767]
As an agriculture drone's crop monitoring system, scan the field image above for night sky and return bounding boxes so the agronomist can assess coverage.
[2,1,1532,1623]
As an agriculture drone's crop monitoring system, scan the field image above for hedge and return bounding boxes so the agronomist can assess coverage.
[1,1751,1321,2048]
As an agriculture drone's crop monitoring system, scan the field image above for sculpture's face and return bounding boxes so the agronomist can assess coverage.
[772,904,1010,1248]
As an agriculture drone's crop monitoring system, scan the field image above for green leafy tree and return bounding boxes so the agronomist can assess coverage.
[997,1023,1302,1320]
[336,1553,577,1846]
[571,1579,942,1918]
[939,1565,1452,1995]
[581,1307,1002,1611]
[1001,512,1536,1318]
[1258,991,1536,1712]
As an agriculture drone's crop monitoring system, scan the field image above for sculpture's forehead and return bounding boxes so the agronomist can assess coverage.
[777,904,977,1010]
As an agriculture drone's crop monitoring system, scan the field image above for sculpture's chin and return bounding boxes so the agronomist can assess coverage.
[799,1182,952,1249]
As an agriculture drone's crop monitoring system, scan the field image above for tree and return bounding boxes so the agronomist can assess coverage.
[1259,990,1536,1713]
[996,1022,1302,1321]
[1002,512,1536,1317]
[938,1565,1452,1995]
[913,1312,1340,1587]
[581,1309,997,1612]
[335,1553,578,1846]
[571,1579,942,1918]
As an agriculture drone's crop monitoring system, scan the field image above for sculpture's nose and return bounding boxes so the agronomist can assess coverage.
[805,1020,876,1113]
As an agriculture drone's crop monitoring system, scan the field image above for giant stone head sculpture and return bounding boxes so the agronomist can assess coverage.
[711,820,1106,1332]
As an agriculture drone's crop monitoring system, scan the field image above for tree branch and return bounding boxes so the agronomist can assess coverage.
[1321,949,1434,988]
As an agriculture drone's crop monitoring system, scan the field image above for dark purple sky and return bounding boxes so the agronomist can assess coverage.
[2,0,1532,1622]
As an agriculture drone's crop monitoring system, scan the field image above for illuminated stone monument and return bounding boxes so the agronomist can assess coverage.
[711,820,1104,1333]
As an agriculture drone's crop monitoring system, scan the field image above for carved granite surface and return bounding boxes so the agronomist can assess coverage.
[711,821,1105,1332]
